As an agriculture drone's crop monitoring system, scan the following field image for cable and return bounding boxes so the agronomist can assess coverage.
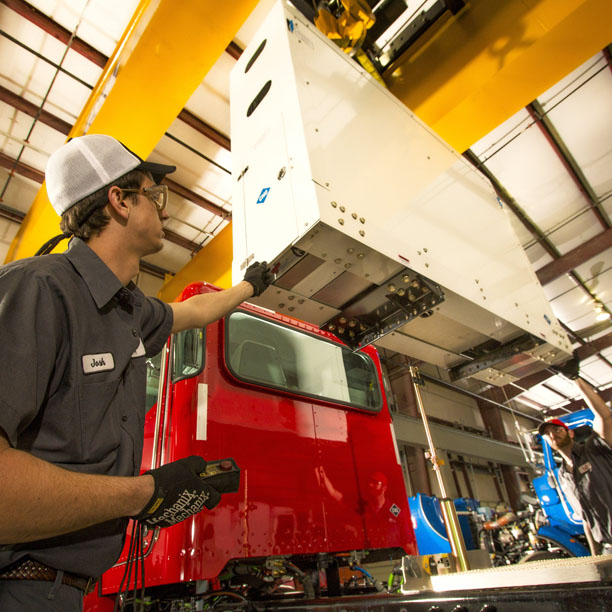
[114,521,147,612]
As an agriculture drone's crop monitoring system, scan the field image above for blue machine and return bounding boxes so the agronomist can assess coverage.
[531,408,593,557]
[408,494,478,555]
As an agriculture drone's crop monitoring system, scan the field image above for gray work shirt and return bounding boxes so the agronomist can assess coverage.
[558,433,612,545]
[0,238,173,577]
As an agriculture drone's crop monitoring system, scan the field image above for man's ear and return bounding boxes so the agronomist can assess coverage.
[107,185,130,221]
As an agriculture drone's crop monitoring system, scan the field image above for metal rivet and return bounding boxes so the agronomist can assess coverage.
[339,206,345,213]
[331,201,337,208]
[359,217,365,224]
[351,212,357,219]
[278,303,285,308]
[338,218,344,225]
[357,253,364,259]
[334,258,342,264]
[359,230,365,237]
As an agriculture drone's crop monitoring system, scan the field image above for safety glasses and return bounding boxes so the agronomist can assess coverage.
[122,184,168,211]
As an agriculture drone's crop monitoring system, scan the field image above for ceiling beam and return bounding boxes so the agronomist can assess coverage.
[0,203,25,223]
[0,0,108,66]
[547,385,612,416]
[177,109,230,151]
[527,100,609,230]
[0,85,71,135]
[139,259,170,279]
[536,227,612,286]
[162,228,202,253]
[0,150,44,183]
[163,177,228,218]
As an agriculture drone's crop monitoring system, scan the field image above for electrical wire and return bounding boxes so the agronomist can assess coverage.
[114,521,147,612]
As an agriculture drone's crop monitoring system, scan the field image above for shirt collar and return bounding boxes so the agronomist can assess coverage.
[65,237,137,309]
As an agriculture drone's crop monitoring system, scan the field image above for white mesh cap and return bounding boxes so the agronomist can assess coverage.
[45,134,175,216]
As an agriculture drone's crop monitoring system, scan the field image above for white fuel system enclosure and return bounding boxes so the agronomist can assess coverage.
[230,0,571,386]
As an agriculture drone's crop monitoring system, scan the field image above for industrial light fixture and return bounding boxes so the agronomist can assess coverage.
[594,301,610,322]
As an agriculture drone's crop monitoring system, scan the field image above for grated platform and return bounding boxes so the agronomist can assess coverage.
[429,554,612,591]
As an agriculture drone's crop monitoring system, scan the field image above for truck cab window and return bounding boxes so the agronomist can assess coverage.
[145,328,206,412]
[226,311,382,411]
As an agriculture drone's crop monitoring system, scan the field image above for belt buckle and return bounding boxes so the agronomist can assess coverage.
[84,577,96,595]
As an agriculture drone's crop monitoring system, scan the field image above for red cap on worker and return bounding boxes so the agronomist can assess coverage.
[538,418,569,436]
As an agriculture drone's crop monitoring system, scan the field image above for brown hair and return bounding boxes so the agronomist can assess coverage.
[59,169,147,240]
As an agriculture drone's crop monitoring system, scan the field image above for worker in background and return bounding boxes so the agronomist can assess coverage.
[538,356,612,556]
[0,134,273,611]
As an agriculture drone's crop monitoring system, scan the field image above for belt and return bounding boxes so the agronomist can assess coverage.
[0,559,96,594]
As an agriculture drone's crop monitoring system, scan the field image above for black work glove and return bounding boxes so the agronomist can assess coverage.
[134,456,221,528]
[551,352,580,380]
[244,261,274,297]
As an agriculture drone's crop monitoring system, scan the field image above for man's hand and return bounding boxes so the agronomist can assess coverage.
[551,352,580,380]
[244,261,274,297]
[134,456,221,528]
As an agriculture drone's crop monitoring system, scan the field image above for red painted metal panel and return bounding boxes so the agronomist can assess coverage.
[94,282,416,599]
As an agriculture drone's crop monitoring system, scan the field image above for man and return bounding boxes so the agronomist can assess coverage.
[538,358,612,555]
[0,134,273,610]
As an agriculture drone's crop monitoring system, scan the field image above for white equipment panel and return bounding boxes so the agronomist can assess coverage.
[230,0,571,385]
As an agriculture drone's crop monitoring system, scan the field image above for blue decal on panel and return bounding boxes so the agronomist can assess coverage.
[257,187,271,204]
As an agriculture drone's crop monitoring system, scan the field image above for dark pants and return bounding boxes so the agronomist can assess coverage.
[0,577,83,612]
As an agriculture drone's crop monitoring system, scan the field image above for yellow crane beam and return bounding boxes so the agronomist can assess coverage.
[384,0,612,152]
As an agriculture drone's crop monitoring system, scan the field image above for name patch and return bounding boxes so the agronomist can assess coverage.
[578,461,592,475]
[82,352,115,374]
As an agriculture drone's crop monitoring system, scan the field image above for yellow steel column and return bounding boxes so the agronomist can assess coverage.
[6,0,259,262]
[158,223,234,302]
[384,0,612,152]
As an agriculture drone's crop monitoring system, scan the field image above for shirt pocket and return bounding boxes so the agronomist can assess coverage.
[78,378,122,465]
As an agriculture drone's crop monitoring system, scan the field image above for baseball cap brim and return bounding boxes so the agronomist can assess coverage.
[538,419,569,435]
[137,160,176,184]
